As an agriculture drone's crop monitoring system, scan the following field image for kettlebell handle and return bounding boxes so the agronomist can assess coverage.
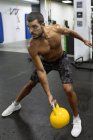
[51,99,57,108]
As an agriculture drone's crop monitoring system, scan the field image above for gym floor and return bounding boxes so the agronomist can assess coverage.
[0,41,93,140]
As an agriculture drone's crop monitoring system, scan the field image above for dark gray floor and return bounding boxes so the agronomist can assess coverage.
[0,51,93,140]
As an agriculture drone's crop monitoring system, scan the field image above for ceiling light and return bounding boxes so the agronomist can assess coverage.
[62,0,72,4]
[24,0,39,4]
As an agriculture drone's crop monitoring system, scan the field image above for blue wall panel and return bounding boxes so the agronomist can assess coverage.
[0,12,4,43]
[25,14,32,39]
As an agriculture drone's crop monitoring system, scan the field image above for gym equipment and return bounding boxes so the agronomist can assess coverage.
[0,12,4,43]
[71,56,93,70]
[50,103,70,129]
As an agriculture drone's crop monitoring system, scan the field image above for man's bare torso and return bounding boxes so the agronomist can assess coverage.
[30,25,64,62]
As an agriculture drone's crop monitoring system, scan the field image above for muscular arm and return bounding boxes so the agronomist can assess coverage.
[61,27,85,42]
[28,46,53,104]
[55,24,92,47]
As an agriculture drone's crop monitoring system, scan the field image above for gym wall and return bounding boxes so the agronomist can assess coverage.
[0,1,31,43]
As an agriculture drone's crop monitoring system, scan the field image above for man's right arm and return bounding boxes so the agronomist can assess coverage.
[28,46,54,105]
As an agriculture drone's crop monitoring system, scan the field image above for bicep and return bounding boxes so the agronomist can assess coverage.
[27,39,47,74]
[28,47,44,71]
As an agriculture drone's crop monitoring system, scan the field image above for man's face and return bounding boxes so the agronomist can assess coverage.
[27,19,43,39]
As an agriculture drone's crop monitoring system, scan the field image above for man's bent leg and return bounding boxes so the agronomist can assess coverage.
[16,80,36,103]
[63,83,82,137]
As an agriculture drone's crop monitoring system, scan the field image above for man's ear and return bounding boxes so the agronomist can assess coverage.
[42,23,45,26]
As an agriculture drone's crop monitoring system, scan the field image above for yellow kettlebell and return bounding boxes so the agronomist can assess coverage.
[50,104,70,129]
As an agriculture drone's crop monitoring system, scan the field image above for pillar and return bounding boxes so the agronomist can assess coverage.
[74,0,91,61]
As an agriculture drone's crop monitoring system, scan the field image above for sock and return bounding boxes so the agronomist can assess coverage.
[73,114,81,123]
[74,114,79,119]
[13,101,19,106]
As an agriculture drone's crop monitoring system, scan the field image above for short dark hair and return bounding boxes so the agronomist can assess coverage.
[27,12,44,24]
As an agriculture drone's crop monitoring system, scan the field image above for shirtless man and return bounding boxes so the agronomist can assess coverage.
[1,12,92,137]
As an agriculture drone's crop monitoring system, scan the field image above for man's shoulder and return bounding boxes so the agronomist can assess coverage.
[29,39,40,56]
[53,24,64,30]
[45,24,64,33]
[30,39,38,47]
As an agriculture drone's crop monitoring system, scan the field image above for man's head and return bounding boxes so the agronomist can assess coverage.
[27,12,44,39]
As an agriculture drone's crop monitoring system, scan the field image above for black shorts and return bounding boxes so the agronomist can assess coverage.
[30,52,73,84]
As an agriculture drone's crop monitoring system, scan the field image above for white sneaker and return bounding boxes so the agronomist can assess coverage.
[71,115,82,137]
[1,102,21,117]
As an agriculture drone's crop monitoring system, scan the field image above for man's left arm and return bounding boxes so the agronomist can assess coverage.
[68,29,92,48]
[56,25,93,48]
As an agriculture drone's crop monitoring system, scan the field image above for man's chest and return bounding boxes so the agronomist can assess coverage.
[39,34,61,50]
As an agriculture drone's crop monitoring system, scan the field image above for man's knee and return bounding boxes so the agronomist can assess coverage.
[25,80,37,90]
[28,80,37,88]
[63,84,73,95]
